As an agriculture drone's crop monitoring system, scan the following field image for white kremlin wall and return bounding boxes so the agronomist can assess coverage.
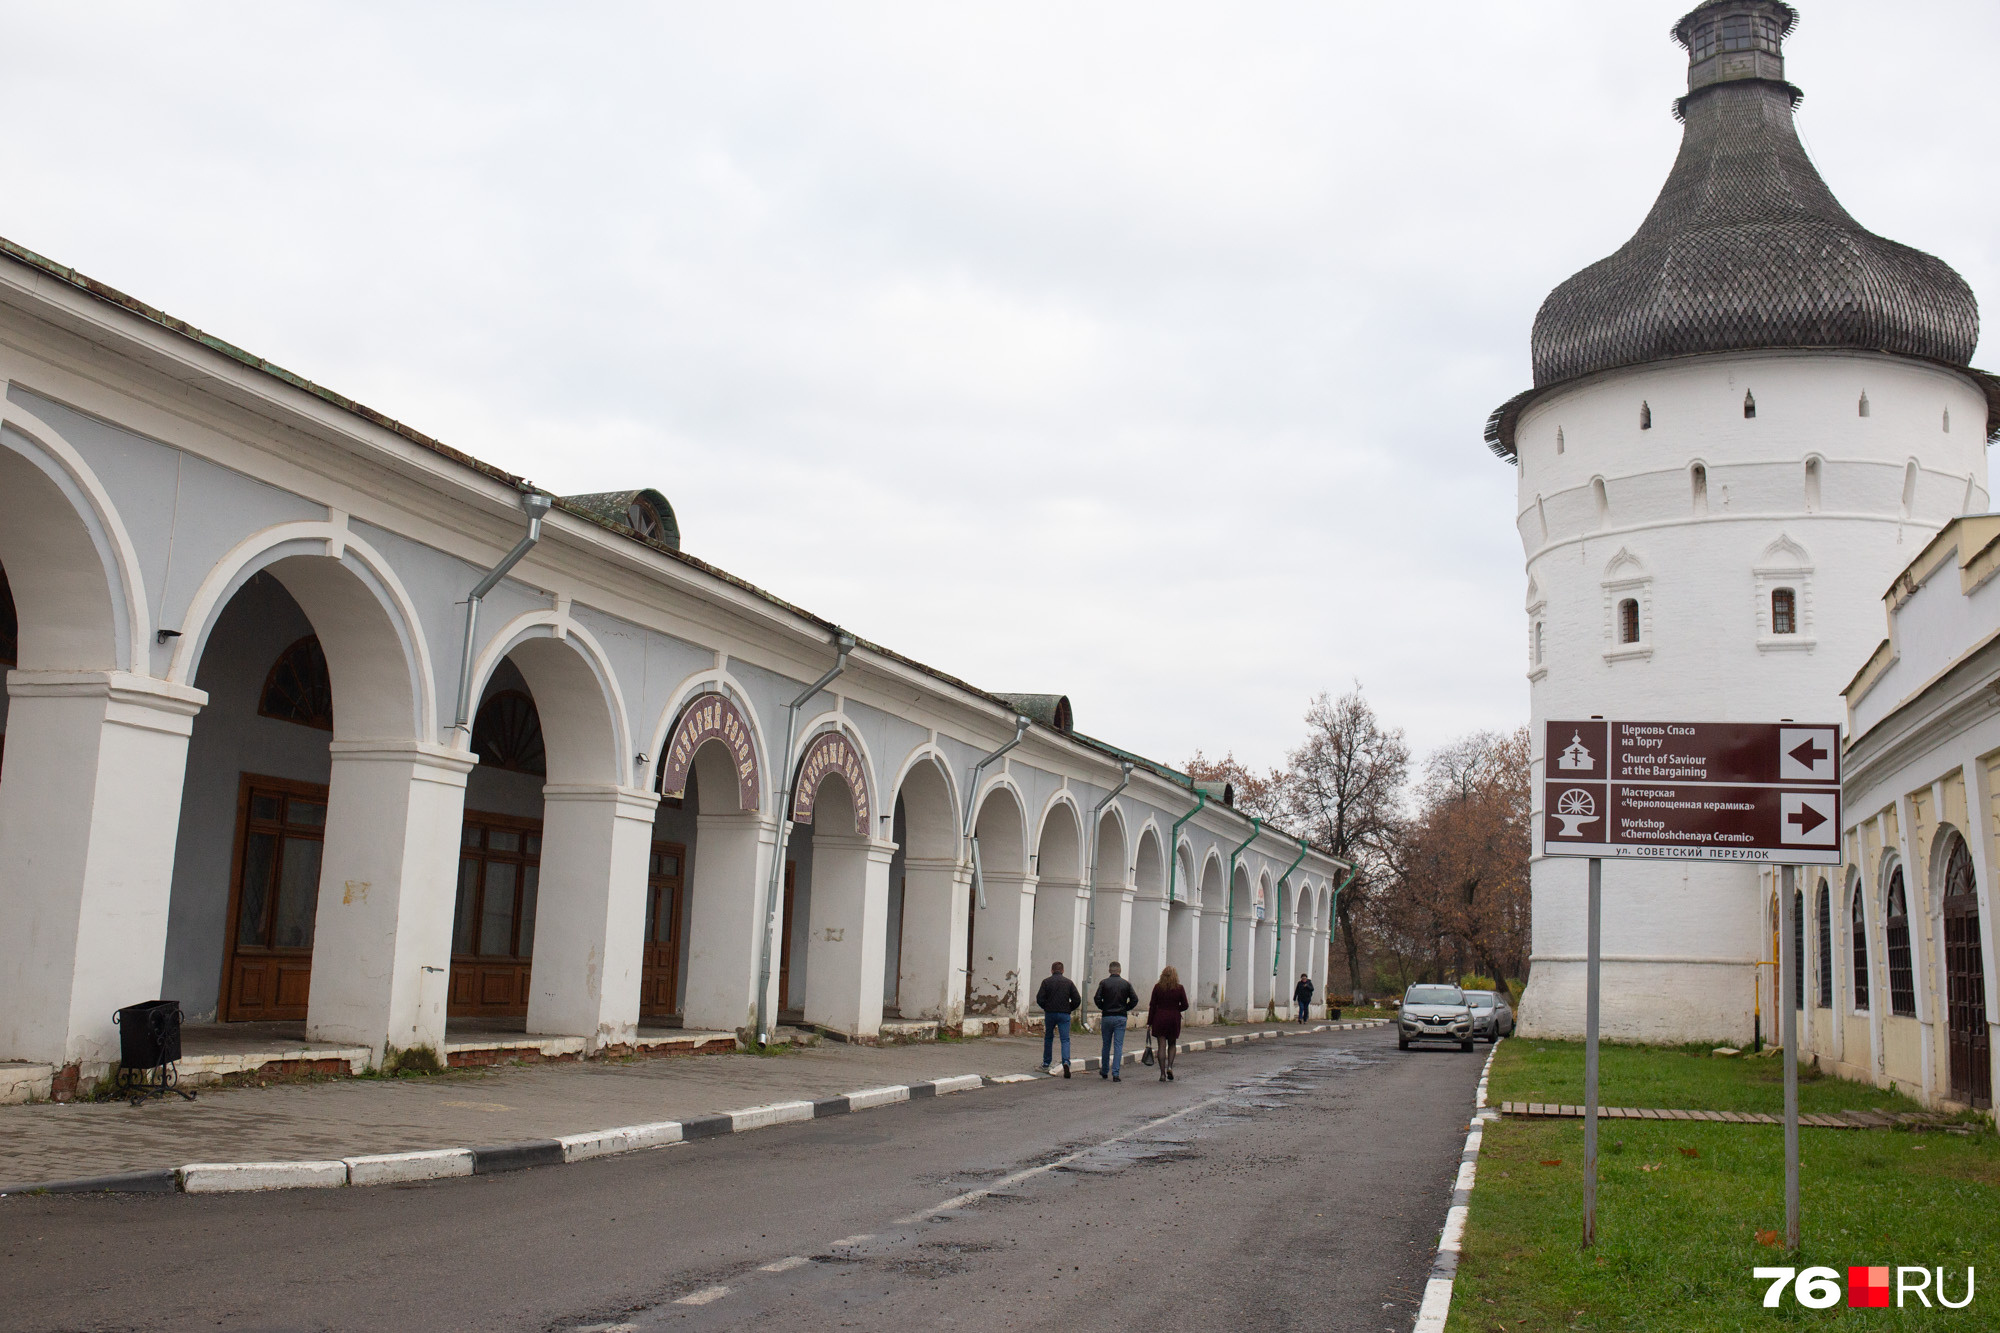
[1515,349,1990,1043]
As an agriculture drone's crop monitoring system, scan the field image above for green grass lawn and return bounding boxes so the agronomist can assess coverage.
[1451,1041,1999,1330]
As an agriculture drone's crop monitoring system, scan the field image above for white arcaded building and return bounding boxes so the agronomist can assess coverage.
[1485,0,1997,1043]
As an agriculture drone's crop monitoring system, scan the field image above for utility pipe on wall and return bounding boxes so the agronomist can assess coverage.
[754,629,856,1048]
[1165,790,1208,903]
[961,714,1031,912]
[1079,761,1134,1015]
[451,490,554,735]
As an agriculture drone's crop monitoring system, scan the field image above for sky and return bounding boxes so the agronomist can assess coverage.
[4,1,1996,773]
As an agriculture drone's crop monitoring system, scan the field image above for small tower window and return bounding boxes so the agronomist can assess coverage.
[1556,427,1565,455]
[1858,391,1870,418]
[1943,409,1951,433]
[1743,391,1757,419]
[1618,598,1640,645]
[1592,477,1608,525]
[1804,456,1821,512]
[627,496,666,541]
[1691,463,1708,513]
[1771,588,1796,635]
[1639,401,1651,430]
[1533,621,1545,666]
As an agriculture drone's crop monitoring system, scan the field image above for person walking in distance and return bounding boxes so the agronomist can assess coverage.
[1092,962,1139,1082]
[1293,972,1315,1024]
[1036,961,1081,1077]
[1147,965,1190,1081]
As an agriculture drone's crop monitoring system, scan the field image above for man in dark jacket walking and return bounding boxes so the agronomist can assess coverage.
[1092,962,1139,1081]
[1294,973,1315,1024]
[1036,962,1081,1076]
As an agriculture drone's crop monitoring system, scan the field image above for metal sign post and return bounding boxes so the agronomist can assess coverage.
[1583,855,1601,1248]
[1779,863,1800,1249]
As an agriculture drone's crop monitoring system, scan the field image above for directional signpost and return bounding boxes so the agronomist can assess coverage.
[1541,719,1841,1249]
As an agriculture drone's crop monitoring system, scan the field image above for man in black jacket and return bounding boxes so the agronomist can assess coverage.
[1036,962,1080,1076]
[1092,962,1139,1081]
[1294,973,1315,1024]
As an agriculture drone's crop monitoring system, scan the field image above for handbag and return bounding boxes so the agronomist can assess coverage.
[1141,1031,1155,1066]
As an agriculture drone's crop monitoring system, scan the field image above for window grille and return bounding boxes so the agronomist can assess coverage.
[472,690,547,776]
[1850,882,1870,1010]
[1618,598,1640,644]
[259,636,334,731]
[1885,867,1915,1016]
[1792,888,1805,1008]
[1816,880,1832,1008]
[1771,588,1796,635]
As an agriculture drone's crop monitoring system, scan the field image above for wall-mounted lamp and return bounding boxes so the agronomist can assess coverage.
[155,628,182,644]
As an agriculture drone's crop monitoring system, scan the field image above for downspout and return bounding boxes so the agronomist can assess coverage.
[961,714,1031,912]
[754,629,856,1047]
[1327,863,1360,990]
[1079,761,1135,1017]
[1273,836,1310,979]
[1165,791,1208,902]
[451,490,554,735]
[1223,818,1263,992]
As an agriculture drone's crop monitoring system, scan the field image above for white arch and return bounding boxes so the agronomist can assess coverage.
[1602,546,1647,580]
[169,519,437,739]
[465,609,634,786]
[1033,789,1086,864]
[888,745,963,858]
[969,775,1030,872]
[0,404,152,671]
[1198,846,1225,906]
[650,668,775,814]
[790,710,881,827]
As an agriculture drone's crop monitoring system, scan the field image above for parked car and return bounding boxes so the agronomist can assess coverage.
[1397,984,1474,1051]
[1464,989,1514,1042]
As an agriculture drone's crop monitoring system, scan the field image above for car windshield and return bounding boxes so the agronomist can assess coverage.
[1465,991,1496,1007]
[1405,986,1465,1006]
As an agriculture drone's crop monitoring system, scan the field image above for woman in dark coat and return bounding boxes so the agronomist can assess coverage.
[1147,965,1191,1081]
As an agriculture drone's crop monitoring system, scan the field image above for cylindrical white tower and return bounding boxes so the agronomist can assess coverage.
[1486,0,1997,1043]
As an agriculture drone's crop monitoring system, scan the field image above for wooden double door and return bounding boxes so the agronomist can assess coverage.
[449,813,542,1017]
[220,776,328,1022]
[1946,894,1991,1109]
[639,841,686,1019]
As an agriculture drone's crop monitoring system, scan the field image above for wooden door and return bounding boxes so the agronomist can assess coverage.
[778,860,797,1015]
[639,841,686,1019]
[448,813,541,1017]
[221,776,328,1022]
[1943,835,1991,1108]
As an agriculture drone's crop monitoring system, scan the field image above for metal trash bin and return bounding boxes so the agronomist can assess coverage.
[113,1000,192,1103]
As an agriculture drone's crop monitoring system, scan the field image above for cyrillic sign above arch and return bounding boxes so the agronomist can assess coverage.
[791,729,871,835]
[659,693,760,811]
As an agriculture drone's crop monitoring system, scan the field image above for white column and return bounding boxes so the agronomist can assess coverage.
[682,812,778,1037]
[306,740,475,1062]
[897,855,969,1025]
[0,671,205,1079]
[971,869,1035,1018]
[1127,891,1168,992]
[1311,927,1330,1014]
[1224,906,1258,1019]
[803,834,896,1040]
[1088,886,1135,1000]
[1196,905,1227,1016]
[527,784,660,1049]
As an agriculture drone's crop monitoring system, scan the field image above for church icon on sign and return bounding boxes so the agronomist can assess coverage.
[1557,733,1595,772]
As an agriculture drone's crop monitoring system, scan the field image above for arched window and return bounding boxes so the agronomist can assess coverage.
[1804,457,1821,512]
[1885,865,1915,1016]
[1556,427,1565,455]
[1618,598,1640,645]
[472,690,547,777]
[1943,409,1951,434]
[1743,391,1757,420]
[1533,621,1545,666]
[1858,391,1870,418]
[1815,880,1832,1008]
[627,495,668,541]
[1691,463,1708,513]
[1791,889,1805,1008]
[1640,401,1652,430]
[1592,476,1608,523]
[1771,588,1796,635]
[0,561,16,668]
[259,636,334,731]
[1850,882,1870,1010]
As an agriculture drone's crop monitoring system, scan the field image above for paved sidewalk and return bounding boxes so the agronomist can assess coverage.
[0,1019,1354,1187]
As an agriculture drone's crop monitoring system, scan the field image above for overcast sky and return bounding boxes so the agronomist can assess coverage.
[6,1,1996,772]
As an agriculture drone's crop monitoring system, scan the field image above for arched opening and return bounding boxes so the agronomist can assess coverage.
[1848,879,1870,1011]
[1131,826,1171,991]
[1086,807,1130,1002]
[1815,880,1833,1009]
[790,753,882,1040]
[1196,852,1226,1014]
[1743,391,1756,419]
[966,787,1028,1017]
[1253,873,1277,1014]
[660,694,767,1037]
[1771,588,1797,636]
[1222,861,1254,1018]
[1030,801,1086,1001]
[886,756,959,1024]
[1804,456,1822,512]
[1618,598,1641,645]
[1639,401,1651,430]
[1691,463,1708,515]
[1884,863,1915,1017]
[1938,831,1989,1108]
[1792,886,1805,1010]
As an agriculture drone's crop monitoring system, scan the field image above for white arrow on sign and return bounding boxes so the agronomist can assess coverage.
[1778,727,1837,782]
[1779,792,1838,846]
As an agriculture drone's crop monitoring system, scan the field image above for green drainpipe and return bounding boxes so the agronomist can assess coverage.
[1273,836,1309,978]
[1165,790,1208,902]
[1223,818,1262,980]
[1327,863,1360,985]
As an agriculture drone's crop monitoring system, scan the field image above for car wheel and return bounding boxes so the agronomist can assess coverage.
[1460,1037,1474,1052]
[1398,1035,1409,1050]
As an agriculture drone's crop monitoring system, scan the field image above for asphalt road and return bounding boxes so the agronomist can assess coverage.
[0,1028,1484,1333]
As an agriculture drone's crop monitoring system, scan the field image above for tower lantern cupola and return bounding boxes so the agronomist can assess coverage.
[1677,1,1797,97]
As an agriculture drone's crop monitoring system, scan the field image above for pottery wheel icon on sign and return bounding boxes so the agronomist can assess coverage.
[1553,788,1599,838]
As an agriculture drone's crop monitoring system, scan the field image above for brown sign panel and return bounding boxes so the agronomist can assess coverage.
[791,730,872,835]
[658,694,761,811]
[1542,719,1840,864]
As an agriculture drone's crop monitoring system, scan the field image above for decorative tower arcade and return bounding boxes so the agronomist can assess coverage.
[1486,1,1997,1042]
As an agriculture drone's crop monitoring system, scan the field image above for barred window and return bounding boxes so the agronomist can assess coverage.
[1792,888,1805,1009]
[1771,588,1796,635]
[472,690,547,777]
[1850,882,1870,1011]
[1815,880,1832,1008]
[1885,867,1915,1017]
[259,636,334,731]
[1690,13,1782,62]
[1619,598,1640,645]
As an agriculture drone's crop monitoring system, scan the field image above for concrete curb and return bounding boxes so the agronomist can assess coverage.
[1414,1037,1502,1333]
[0,1020,1389,1199]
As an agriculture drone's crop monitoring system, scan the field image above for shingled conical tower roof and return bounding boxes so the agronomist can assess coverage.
[1486,1,1993,459]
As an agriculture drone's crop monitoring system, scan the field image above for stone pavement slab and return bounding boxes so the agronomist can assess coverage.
[0,1020,1350,1188]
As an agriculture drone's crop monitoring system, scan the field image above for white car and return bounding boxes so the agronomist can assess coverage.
[1464,989,1515,1042]
[1397,984,1474,1051]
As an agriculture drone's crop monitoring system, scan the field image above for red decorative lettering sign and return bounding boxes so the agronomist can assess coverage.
[658,694,761,811]
[790,730,871,835]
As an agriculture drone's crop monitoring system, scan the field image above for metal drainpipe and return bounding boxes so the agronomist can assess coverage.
[1327,863,1360,991]
[1273,837,1310,981]
[1165,791,1208,903]
[452,490,554,735]
[961,715,1031,912]
[1223,818,1263,1010]
[1079,761,1135,1020]
[754,629,856,1048]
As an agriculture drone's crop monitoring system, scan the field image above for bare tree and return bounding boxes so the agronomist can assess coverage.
[1182,749,1288,825]
[1279,685,1410,994]
[1397,727,1531,985]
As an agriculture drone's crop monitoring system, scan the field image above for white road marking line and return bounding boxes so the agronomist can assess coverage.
[759,1255,810,1273]
[674,1286,730,1306]
[830,1234,875,1247]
